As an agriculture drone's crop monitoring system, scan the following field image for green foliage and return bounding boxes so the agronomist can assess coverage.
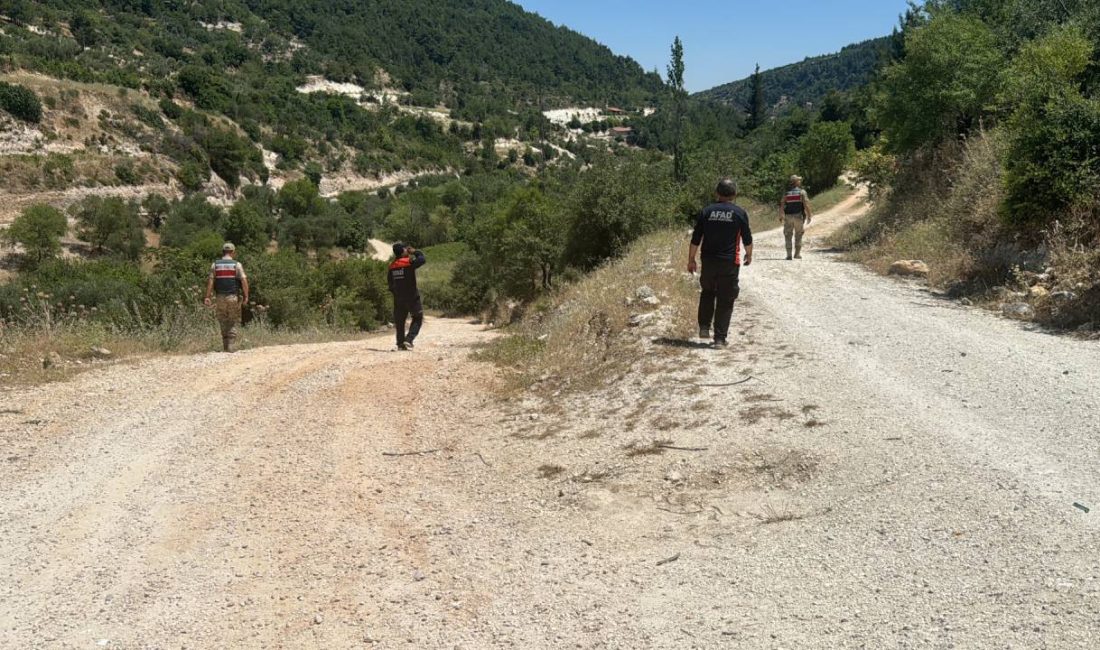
[565,153,679,269]
[278,178,325,220]
[0,81,43,123]
[852,144,898,201]
[749,64,765,129]
[303,161,323,186]
[5,204,67,265]
[114,160,138,184]
[160,195,225,249]
[1003,94,1100,225]
[874,14,1004,152]
[750,151,799,204]
[1001,26,1092,107]
[70,10,101,50]
[143,193,170,229]
[223,199,274,252]
[798,121,856,193]
[72,196,145,260]
[1000,26,1098,224]
[667,36,688,183]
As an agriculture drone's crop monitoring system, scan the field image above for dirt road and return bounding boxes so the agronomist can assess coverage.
[3,195,1099,648]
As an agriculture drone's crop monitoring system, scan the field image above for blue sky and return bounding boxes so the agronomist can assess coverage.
[513,0,912,92]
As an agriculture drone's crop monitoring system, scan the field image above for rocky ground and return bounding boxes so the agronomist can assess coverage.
[2,197,1099,648]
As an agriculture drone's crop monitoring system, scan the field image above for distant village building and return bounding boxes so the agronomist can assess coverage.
[606,106,626,115]
[610,126,634,137]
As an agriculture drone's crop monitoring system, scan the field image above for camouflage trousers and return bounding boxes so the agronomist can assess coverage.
[783,216,806,258]
[215,294,242,352]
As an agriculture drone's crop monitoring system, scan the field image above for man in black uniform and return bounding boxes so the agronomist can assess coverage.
[687,179,753,347]
[387,242,426,351]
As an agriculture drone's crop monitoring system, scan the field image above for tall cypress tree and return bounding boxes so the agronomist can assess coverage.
[667,36,687,183]
[750,63,765,129]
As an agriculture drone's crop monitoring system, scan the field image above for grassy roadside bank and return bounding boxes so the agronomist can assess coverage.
[0,315,376,387]
[827,136,1098,332]
[474,228,698,393]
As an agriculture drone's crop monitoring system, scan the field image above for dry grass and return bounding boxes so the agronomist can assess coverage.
[474,229,698,394]
[0,316,371,386]
[0,152,170,192]
[810,182,857,214]
[830,131,1100,329]
[536,464,566,479]
[624,439,674,457]
[829,133,1017,291]
[755,502,805,525]
[739,405,796,425]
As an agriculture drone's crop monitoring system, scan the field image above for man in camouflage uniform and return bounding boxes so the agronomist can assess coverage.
[204,242,249,352]
[779,175,813,260]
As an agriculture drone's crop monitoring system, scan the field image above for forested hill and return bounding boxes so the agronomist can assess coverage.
[245,0,664,108]
[1,0,662,115]
[696,37,889,112]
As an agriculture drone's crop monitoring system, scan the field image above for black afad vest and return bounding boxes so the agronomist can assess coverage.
[784,189,807,216]
[213,258,242,295]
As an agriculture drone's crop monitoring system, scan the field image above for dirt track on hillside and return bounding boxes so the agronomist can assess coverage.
[3,195,1100,648]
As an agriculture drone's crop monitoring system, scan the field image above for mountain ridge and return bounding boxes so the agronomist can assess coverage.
[696,36,889,112]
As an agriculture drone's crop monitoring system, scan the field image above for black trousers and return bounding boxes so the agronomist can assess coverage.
[698,259,741,341]
[394,298,423,346]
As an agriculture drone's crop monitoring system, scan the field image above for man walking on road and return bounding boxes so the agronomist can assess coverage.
[780,175,813,260]
[688,178,753,347]
[388,242,426,351]
[204,242,249,353]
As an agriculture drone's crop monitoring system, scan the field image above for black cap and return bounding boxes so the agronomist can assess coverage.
[716,178,738,198]
[392,242,406,257]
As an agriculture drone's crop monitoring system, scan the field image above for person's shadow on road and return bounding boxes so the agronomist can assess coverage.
[653,337,714,350]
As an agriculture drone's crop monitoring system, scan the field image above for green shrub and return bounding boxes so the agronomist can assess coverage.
[852,144,898,201]
[1001,27,1099,225]
[1003,93,1100,225]
[158,97,182,120]
[160,195,225,249]
[798,120,856,194]
[750,150,798,204]
[176,160,209,191]
[0,81,43,123]
[874,13,1004,152]
[114,160,139,185]
[223,200,274,251]
[4,204,67,265]
[131,103,165,129]
[72,196,145,260]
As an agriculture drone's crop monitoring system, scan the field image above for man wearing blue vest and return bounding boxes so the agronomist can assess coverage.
[204,242,249,353]
[779,175,813,260]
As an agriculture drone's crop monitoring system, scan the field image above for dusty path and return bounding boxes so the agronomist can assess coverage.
[2,194,1100,648]
[1,322,511,647]
[367,239,393,262]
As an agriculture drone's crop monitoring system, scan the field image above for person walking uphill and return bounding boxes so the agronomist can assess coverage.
[780,175,813,260]
[388,242,426,351]
[688,178,753,347]
[204,242,249,353]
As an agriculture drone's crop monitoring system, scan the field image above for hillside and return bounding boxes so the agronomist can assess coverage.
[697,37,888,112]
[0,0,661,187]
